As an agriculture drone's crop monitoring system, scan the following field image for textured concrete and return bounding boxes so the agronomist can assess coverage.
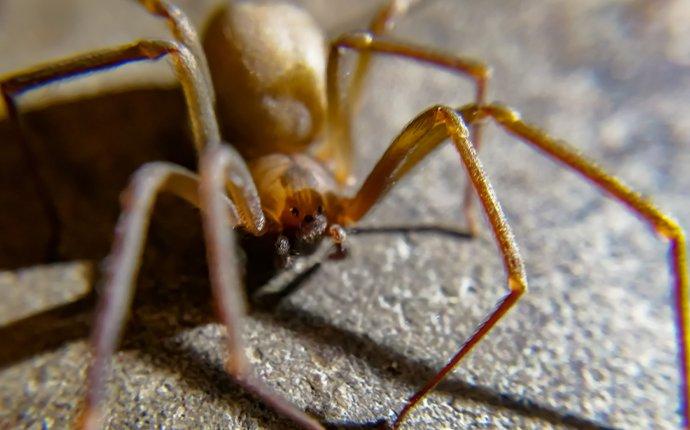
[1,0,690,429]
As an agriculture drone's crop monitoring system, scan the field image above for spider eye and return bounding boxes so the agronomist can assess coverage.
[290,207,300,217]
[317,205,323,214]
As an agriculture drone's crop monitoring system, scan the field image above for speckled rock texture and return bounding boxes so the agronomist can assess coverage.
[1,1,689,429]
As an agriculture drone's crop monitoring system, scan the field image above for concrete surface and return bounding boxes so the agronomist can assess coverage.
[1,0,690,429]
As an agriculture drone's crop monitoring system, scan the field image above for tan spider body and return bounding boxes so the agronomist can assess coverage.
[0,1,687,429]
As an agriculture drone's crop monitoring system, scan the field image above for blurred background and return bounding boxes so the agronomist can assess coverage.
[1,0,689,429]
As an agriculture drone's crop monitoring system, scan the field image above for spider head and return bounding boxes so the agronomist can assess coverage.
[280,189,329,251]
[273,188,346,263]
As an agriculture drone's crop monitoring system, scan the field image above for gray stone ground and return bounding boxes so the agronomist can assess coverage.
[1,0,690,429]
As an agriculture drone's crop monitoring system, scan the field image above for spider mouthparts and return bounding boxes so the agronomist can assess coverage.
[298,212,327,243]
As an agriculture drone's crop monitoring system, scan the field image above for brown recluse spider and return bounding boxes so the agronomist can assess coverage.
[1,0,688,429]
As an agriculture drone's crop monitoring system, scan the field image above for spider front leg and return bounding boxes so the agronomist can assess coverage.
[199,145,326,430]
[82,145,324,430]
[340,105,527,429]
[1,39,217,154]
[324,32,490,233]
[138,0,214,104]
[79,162,200,430]
[462,102,690,428]
[78,157,252,429]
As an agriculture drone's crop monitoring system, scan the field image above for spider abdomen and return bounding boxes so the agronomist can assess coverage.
[203,1,327,159]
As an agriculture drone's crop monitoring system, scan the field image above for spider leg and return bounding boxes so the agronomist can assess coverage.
[80,152,273,430]
[0,38,218,153]
[323,32,490,235]
[463,102,690,428]
[341,105,527,429]
[347,0,421,114]
[316,1,423,185]
[316,1,402,183]
[79,162,200,430]
[199,144,325,430]
[138,0,214,104]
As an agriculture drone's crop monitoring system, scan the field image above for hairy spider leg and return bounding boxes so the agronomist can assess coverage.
[326,32,490,233]
[0,40,216,155]
[338,105,526,428]
[342,100,688,427]
[80,143,319,429]
[326,34,687,425]
[82,143,323,430]
[199,144,329,430]
[81,140,323,430]
[461,102,690,428]
[79,162,199,429]
[139,0,214,105]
